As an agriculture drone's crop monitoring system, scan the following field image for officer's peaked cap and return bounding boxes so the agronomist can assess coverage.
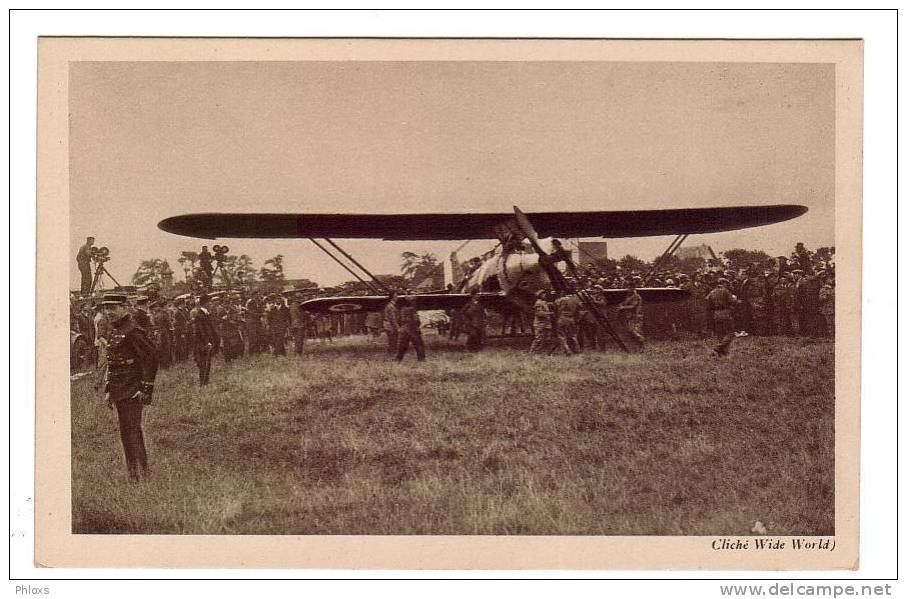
[100,293,128,306]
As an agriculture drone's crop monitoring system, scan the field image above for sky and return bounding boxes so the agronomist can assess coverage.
[69,60,834,289]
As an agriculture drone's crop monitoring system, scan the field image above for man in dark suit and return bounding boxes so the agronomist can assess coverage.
[268,296,291,356]
[102,294,158,481]
[76,236,95,295]
[191,294,217,386]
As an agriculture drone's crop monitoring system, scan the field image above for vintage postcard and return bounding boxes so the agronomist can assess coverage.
[35,37,861,569]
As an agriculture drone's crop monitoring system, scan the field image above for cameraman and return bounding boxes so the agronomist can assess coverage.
[199,246,214,289]
[76,236,94,295]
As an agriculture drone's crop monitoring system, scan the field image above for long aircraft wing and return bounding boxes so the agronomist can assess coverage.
[300,288,688,314]
[158,205,807,241]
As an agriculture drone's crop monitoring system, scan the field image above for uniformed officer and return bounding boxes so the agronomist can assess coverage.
[529,290,554,354]
[220,305,245,362]
[395,296,425,361]
[172,300,190,361]
[191,294,217,386]
[707,278,740,357]
[818,272,835,338]
[132,296,153,331]
[771,273,795,336]
[288,295,307,354]
[689,273,712,338]
[463,289,487,352]
[617,279,645,347]
[268,296,291,356]
[579,285,609,350]
[101,294,158,482]
[742,266,769,336]
[150,300,173,369]
[364,310,383,339]
[790,269,805,335]
[798,269,823,338]
[447,307,463,341]
[383,292,400,354]
[554,291,581,355]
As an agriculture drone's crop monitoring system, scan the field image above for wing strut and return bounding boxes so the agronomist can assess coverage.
[323,238,393,294]
[643,234,689,286]
[308,238,383,295]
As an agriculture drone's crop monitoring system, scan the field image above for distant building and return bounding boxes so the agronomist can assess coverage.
[675,244,718,261]
[445,251,466,288]
[284,278,319,289]
[577,241,609,265]
[414,276,441,290]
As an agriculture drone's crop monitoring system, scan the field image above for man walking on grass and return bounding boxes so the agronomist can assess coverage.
[383,291,399,355]
[707,278,740,357]
[395,296,425,362]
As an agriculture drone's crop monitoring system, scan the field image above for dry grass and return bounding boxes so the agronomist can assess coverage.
[71,333,834,535]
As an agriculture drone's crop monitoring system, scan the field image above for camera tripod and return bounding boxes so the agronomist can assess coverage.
[204,245,231,290]
[89,261,121,294]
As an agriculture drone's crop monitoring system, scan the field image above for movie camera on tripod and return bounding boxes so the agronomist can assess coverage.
[212,244,230,265]
[204,245,233,290]
[88,246,121,293]
[89,246,111,264]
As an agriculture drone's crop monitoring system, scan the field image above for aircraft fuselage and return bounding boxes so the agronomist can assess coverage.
[458,239,561,303]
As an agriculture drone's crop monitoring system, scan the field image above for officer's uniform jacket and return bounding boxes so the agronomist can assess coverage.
[706,286,736,320]
[133,308,152,331]
[269,303,291,330]
[533,299,552,330]
[463,298,486,332]
[398,305,422,335]
[618,291,643,321]
[743,275,768,312]
[554,294,581,325]
[383,300,399,332]
[191,306,218,350]
[106,314,158,403]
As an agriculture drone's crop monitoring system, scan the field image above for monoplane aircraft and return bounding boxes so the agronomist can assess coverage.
[159,203,806,307]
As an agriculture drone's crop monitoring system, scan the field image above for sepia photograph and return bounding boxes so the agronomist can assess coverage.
[34,36,862,569]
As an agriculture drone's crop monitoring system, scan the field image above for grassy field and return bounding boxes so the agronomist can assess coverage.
[71,333,834,535]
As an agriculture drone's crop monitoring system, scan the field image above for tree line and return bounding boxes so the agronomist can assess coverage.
[131,252,287,295]
[130,244,834,295]
[130,249,437,295]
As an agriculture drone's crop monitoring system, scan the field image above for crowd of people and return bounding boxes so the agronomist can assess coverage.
[558,242,835,343]
[70,288,368,482]
[452,241,836,359]
[71,240,834,481]
[71,290,373,382]
[71,242,835,378]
